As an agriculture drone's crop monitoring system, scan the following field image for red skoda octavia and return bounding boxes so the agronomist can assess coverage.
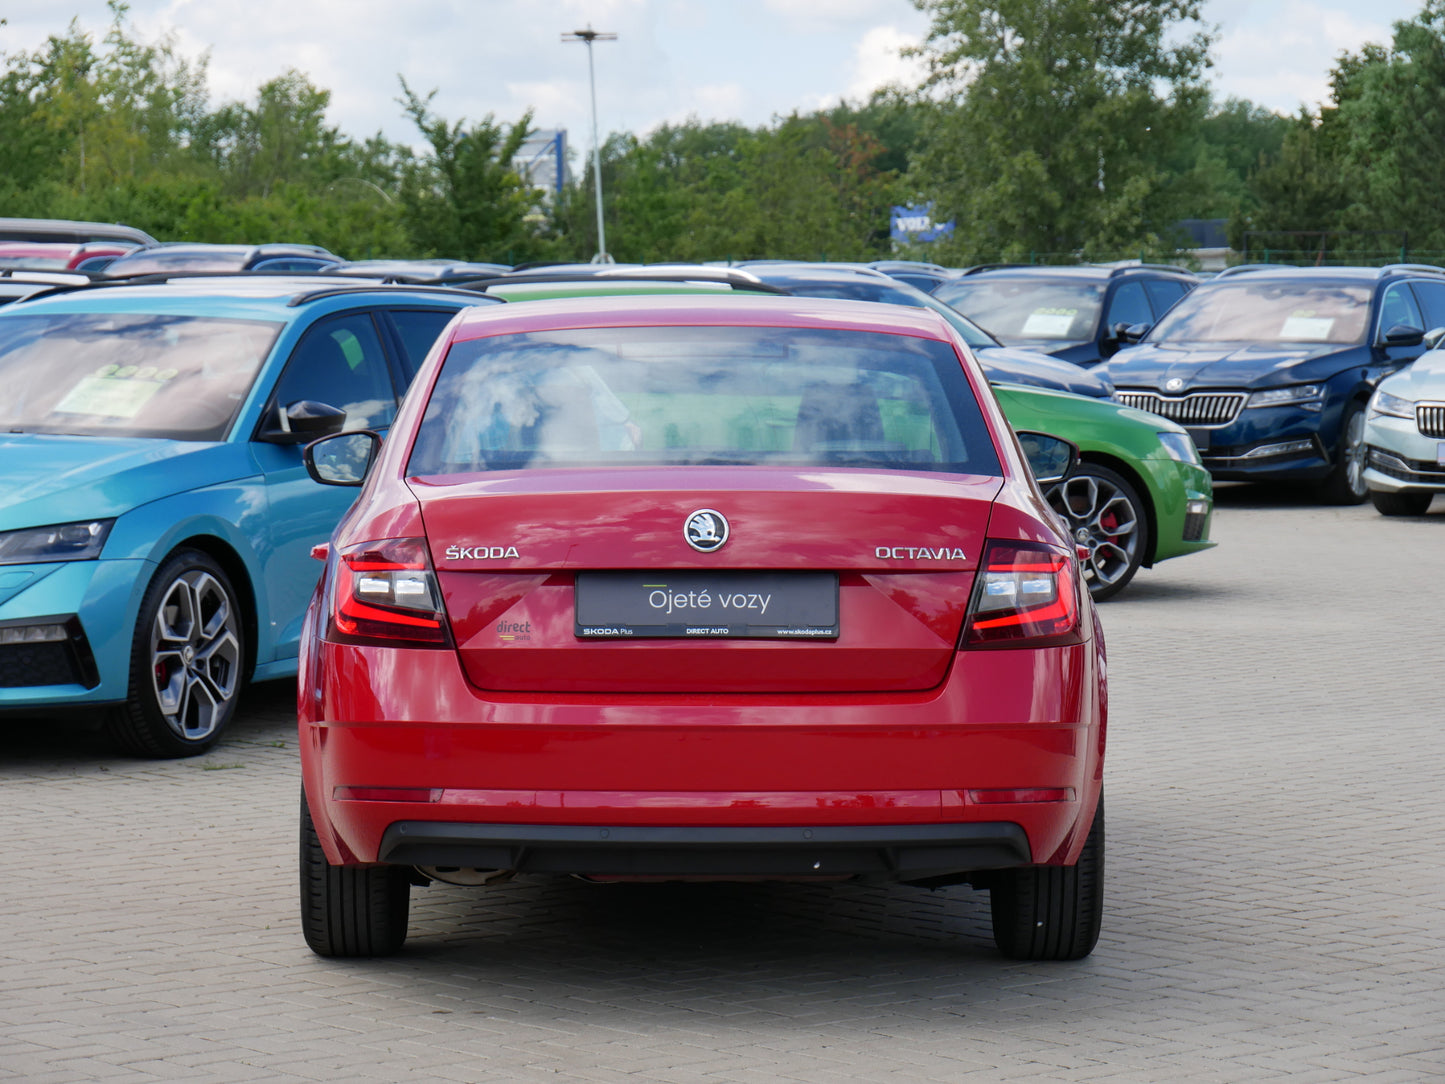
[298,296,1106,960]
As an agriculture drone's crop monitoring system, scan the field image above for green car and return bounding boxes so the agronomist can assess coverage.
[995,382,1215,600]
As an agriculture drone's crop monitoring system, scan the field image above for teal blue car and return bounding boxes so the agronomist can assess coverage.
[0,276,490,755]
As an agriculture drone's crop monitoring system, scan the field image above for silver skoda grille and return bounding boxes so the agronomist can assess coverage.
[1115,391,1247,427]
[1418,404,1445,438]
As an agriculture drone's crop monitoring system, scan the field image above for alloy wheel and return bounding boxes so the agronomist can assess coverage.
[1047,468,1144,599]
[149,569,241,743]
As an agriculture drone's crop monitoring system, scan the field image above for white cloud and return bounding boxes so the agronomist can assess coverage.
[847,24,926,100]
[1205,0,1414,113]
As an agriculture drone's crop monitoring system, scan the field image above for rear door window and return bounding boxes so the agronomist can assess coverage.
[1144,278,1188,318]
[1405,280,1445,334]
[389,308,463,379]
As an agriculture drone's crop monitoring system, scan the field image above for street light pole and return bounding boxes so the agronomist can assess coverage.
[562,25,617,264]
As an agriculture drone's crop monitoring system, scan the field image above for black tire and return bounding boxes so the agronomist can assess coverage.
[1319,401,1369,505]
[990,792,1104,961]
[300,790,410,957]
[106,549,246,758]
[1370,488,1434,516]
[1046,464,1148,601]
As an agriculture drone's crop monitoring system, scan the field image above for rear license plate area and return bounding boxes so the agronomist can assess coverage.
[575,571,839,639]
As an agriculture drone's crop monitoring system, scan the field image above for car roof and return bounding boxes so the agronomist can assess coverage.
[955,263,1196,281]
[446,293,956,343]
[0,217,157,246]
[1201,264,1445,285]
[3,275,493,320]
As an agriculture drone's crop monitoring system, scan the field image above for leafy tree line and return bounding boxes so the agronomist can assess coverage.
[5,1,1443,264]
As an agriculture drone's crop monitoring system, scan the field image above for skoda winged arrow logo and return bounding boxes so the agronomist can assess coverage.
[1165,377,1186,393]
[684,509,729,553]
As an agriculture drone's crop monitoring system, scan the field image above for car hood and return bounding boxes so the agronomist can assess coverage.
[0,434,254,528]
[1105,341,1355,390]
[1379,348,1445,399]
[976,346,1113,397]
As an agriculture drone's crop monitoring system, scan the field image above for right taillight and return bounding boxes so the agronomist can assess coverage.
[326,537,450,647]
[963,541,1084,649]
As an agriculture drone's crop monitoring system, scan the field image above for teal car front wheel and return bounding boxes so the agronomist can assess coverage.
[1047,463,1148,601]
[107,549,246,758]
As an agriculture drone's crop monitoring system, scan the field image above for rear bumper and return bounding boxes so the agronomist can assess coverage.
[300,638,1105,877]
[379,820,1032,881]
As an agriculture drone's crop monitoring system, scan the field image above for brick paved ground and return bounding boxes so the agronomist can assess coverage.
[1,488,1442,1082]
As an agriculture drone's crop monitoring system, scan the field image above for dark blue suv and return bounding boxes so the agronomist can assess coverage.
[932,264,1199,366]
[1102,265,1445,503]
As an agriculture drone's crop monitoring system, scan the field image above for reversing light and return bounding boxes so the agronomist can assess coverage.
[333,786,443,802]
[967,788,1075,804]
[963,541,1084,648]
[328,537,450,647]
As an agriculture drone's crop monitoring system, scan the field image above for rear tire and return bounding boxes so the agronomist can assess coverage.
[1370,488,1434,516]
[990,792,1104,961]
[300,790,410,957]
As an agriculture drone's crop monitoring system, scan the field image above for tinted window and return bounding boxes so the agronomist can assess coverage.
[935,279,1105,343]
[270,312,396,430]
[1104,281,1152,329]
[1149,281,1372,344]
[409,326,1000,478]
[390,308,463,377]
[0,312,279,440]
[1377,282,1424,338]
[1144,278,1188,317]
[1408,280,1445,332]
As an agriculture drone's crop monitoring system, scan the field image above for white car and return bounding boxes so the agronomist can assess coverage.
[1363,348,1445,514]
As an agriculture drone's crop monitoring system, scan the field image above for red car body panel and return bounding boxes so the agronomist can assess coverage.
[300,296,1106,885]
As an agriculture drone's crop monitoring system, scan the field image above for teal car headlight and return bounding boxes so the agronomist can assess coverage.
[1368,388,1415,419]
[1157,431,1201,465]
[0,519,114,565]
[1246,384,1325,408]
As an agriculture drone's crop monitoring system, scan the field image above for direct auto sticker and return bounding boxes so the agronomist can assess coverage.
[53,364,176,418]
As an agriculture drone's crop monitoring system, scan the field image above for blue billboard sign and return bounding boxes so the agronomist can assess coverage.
[890,203,954,244]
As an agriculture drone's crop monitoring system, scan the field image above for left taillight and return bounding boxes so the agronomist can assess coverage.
[963,541,1085,649]
[326,537,450,648]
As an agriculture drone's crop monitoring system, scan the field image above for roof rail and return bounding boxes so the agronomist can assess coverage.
[1380,263,1445,276]
[956,263,1037,276]
[1108,263,1196,277]
[1214,263,1296,278]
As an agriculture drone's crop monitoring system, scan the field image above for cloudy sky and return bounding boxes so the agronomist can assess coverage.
[0,0,1427,154]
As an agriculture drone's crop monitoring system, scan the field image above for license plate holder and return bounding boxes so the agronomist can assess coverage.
[575,571,839,639]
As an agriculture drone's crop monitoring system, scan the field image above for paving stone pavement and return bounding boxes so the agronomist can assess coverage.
[1,487,1442,1083]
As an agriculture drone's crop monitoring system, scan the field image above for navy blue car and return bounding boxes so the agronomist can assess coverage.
[933,264,1199,366]
[1101,265,1445,503]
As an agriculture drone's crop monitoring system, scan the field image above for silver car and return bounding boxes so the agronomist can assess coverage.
[1363,348,1445,514]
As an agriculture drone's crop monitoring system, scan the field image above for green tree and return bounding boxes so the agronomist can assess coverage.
[396,80,539,262]
[907,0,1213,260]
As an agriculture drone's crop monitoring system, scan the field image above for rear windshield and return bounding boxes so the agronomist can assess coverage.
[1148,281,1371,344]
[0,312,280,441]
[935,278,1104,343]
[407,325,1001,477]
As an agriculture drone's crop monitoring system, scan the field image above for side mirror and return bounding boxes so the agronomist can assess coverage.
[1015,430,1079,486]
[1423,326,1445,350]
[1382,324,1425,347]
[303,430,382,486]
[256,400,348,445]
